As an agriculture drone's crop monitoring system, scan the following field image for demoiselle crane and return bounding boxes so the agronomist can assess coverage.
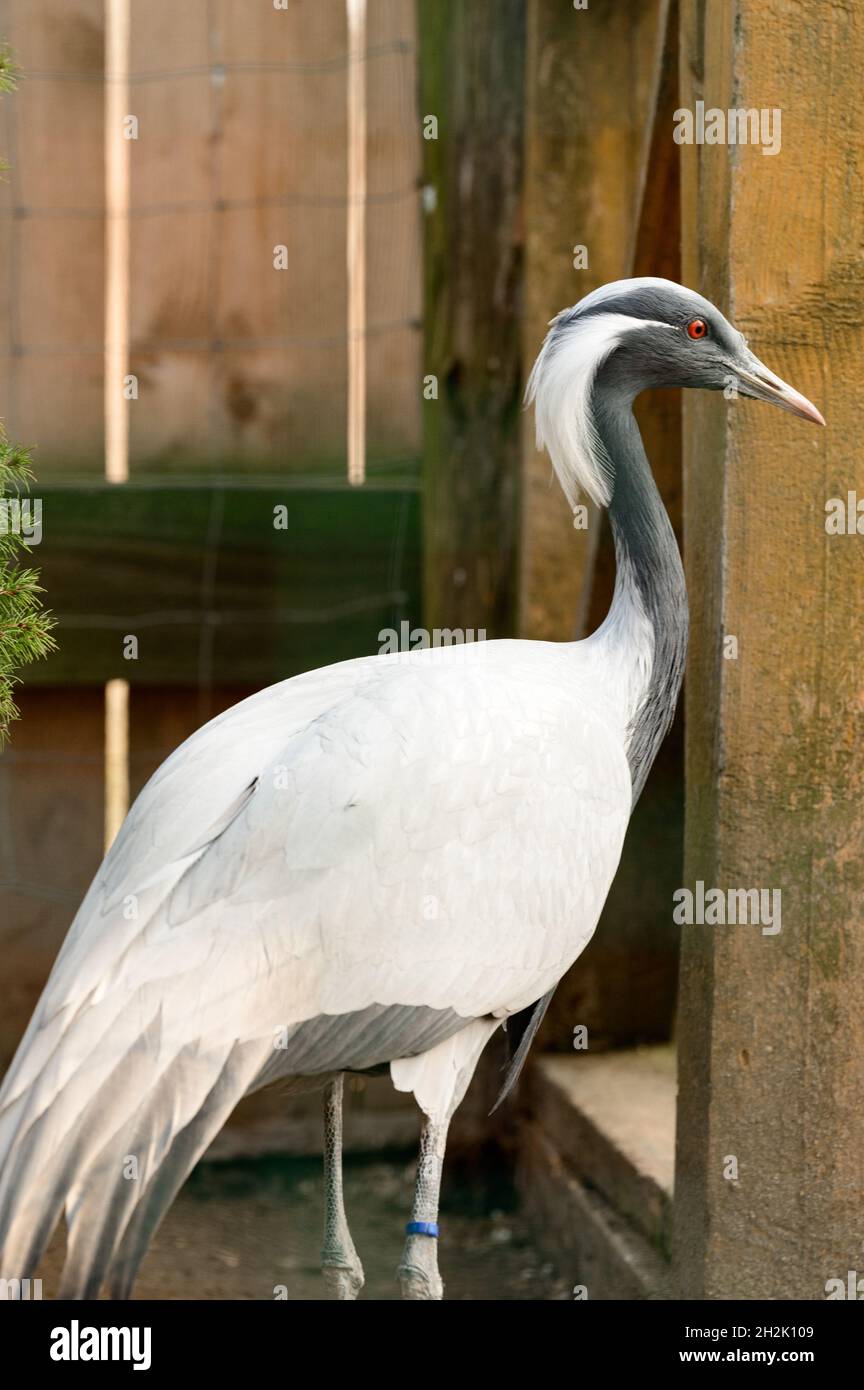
[0,279,824,1301]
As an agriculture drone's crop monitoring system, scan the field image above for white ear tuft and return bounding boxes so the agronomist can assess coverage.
[525,311,636,510]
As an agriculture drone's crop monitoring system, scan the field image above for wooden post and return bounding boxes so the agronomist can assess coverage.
[104,676,129,849]
[519,0,672,642]
[104,0,131,848]
[674,0,864,1298]
[418,0,525,637]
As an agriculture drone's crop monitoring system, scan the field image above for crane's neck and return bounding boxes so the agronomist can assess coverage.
[590,388,689,804]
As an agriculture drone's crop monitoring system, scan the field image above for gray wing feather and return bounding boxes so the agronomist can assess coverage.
[255,1002,473,1087]
[490,987,556,1113]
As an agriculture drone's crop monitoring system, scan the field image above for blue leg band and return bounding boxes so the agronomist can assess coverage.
[406,1220,439,1238]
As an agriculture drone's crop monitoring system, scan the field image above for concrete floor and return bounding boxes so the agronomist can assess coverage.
[38,1150,570,1301]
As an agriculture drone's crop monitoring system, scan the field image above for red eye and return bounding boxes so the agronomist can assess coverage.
[687,318,708,340]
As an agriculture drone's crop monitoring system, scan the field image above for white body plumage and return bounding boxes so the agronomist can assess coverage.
[0,630,642,1291]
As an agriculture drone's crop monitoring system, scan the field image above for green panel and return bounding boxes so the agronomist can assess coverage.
[28,480,421,686]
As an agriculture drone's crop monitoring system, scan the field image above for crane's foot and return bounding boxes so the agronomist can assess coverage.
[397,1234,444,1301]
[321,1253,365,1300]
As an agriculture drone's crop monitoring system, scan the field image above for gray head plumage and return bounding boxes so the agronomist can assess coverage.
[527,276,824,513]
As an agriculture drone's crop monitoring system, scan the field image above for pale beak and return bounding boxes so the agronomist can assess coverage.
[731,352,826,427]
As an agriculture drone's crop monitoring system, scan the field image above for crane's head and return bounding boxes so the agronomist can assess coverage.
[527,276,825,508]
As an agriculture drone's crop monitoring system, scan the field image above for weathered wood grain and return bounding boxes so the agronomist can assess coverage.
[674,0,864,1300]
[0,0,421,478]
[418,0,525,638]
[0,0,105,471]
[519,0,672,642]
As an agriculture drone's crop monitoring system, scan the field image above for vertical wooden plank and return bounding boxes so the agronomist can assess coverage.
[419,0,525,637]
[103,675,128,849]
[674,0,864,1298]
[125,0,420,479]
[365,0,421,474]
[579,0,682,656]
[104,0,130,483]
[210,0,348,472]
[346,0,367,486]
[0,0,105,475]
[128,0,232,474]
[103,0,131,845]
[519,0,670,642]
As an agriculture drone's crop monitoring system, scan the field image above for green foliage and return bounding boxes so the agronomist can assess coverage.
[0,40,54,746]
[0,41,19,95]
[0,42,17,179]
[0,435,56,745]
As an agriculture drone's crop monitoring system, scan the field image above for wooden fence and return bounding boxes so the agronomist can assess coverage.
[0,0,423,1061]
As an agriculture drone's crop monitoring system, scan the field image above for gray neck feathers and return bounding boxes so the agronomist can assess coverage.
[591,375,689,804]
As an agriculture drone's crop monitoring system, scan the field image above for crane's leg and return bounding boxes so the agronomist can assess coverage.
[397,1115,449,1300]
[392,1017,501,1300]
[320,1074,364,1299]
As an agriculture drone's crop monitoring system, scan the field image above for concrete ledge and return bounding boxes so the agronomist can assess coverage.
[517,1046,676,1297]
[529,1046,675,1250]
[517,1126,670,1299]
